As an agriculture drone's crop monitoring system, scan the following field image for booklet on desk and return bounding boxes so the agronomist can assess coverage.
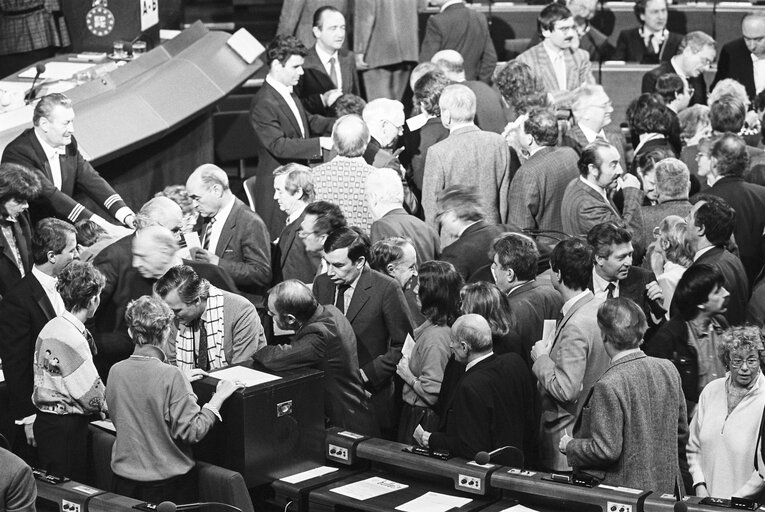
[209,365,281,387]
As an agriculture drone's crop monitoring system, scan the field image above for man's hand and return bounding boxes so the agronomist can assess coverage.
[321,89,343,107]
[185,368,209,382]
[530,339,550,363]
[396,357,416,387]
[413,424,430,447]
[124,214,136,229]
[319,137,333,151]
[355,54,369,70]
[191,247,220,265]
[645,281,664,304]
[620,173,641,190]
[559,431,572,454]
[695,484,710,497]
[24,422,36,447]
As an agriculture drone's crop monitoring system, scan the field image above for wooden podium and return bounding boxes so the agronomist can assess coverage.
[62,0,161,53]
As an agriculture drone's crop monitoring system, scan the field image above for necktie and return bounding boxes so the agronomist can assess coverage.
[196,319,210,371]
[328,57,339,88]
[606,282,616,299]
[202,217,216,250]
[646,34,656,55]
[335,284,350,313]
[84,328,97,356]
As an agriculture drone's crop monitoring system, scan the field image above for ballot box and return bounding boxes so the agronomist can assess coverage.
[191,363,325,488]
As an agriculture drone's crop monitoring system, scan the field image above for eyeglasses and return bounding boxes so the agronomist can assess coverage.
[730,357,760,369]
[297,227,320,238]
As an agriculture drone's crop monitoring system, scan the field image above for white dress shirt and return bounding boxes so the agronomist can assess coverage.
[32,266,65,315]
[315,44,342,90]
[543,41,567,91]
[592,267,619,300]
[34,130,64,190]
[579,176,610,203]
[466,351,494,371]
[266,75,306,137]
[561,289,590,317]
[578,123,607,143]
[206,196,236,254]
[752,53,765,94]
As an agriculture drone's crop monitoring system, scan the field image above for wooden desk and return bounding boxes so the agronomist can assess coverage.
[308,469,497,512]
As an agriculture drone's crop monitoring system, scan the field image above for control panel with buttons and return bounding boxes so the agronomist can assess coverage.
[607,501,633,512]
[457,474,482,492]
[327,444,348,462]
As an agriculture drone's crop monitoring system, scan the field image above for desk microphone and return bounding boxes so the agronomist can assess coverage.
[156,501,243,512]
[25,63,46,104]
[474,446,523,466]
[673,501,688,512]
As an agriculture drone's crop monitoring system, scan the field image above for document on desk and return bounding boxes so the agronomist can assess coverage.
[18,62,94,80]
[499,506,541,512]
[330,476,408,500]
[395,491,472,512]
[210,366,281,386]
[279,466,338,484]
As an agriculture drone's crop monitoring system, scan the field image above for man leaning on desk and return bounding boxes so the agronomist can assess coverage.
[2,93,136,232]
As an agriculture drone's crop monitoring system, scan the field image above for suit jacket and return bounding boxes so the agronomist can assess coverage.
[353,0,419,69]
[527,25,615,62]
[249,81,334,238]
[506,278,563,369]
[507,146,580,233]
[0,447,36,512]
[532,291,609,471]
[516,43,595,110]
[642,60,708,106]
[567,351,688,495]
[614,28,683,65]
[312,156,376,233]
[275,0,348,48]
[639,199,692,251]
[274,209,321,284]
[419,2,497,83]
[0,272,56,422]
[708,177,765,284]
[401,116,449,195]
[463,80,508,134]
[562,124,627,172]
[692,246,750,326]
[560,178,645,238]
[422,125,510,227]
[0,213,32,300]
[295,46,359,116]
[313,266,413,388]
[254,304,378,435]
[370,208,440,264]
[441,221,516,281]
[1,129,128,224]
[713,38,757,100]
[429,353,539,465]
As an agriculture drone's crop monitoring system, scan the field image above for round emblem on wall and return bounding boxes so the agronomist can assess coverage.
[85,5,115,37]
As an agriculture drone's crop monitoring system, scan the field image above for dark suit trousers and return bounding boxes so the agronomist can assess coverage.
[34,412,91,481]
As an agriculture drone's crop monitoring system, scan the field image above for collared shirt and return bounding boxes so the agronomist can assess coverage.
[32,265,65,315]
[752,53,765,94]
[0,222,24,277]
[578,123,607,143]
[334,269,363,315]
[543,40,567,91]
[457,220,480,239]
[206,195,236,254]
[640,27,667,54]
[287,202,307,226]
[315,44,342,89]
[466,351,493,371]
[633,132,665,155]
[592,267,619,300]
[669,57,690,92]
[440,0,463,12]
[34,129,64,190]
[611,348,641,363]
[693,245,716,262]
[579,176,609,203]
[561,289,590,317]
[61,309,86,336]
[266,75,306,137]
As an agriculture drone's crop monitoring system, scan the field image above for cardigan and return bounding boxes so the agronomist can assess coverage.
[402,320,452,408]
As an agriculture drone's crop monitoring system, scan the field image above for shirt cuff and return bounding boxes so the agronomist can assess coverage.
[203,403,222,422]
[359,369,369,384]
[114,206,135,225]
[15,414,36,426]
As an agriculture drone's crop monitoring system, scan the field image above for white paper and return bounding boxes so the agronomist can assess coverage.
[406,113,429,132]
[395,491,472,512]
[330,476,408,500]
[184,231,201,249]
[598,484,643,494]
[210,365,281,386]
[18,62,95,80]
[226,28,265,64]
[402,333,416,359]
[72,485,100,495]
[91,419,116,433]
[140,0,159,31]
[0,369,4,383]
[499,505,541,512]
[280,466,338,484]
[542,319,556,346]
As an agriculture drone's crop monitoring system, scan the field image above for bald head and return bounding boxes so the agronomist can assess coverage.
[186,163,232,218]
[332,114,370,157]
[135,196,184,231]
[452,314,493,356]
[132,225,180,279]
[431,50,465,81]
[268,279,319,327]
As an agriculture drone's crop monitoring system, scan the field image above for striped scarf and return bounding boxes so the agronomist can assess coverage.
[175,286,226,371]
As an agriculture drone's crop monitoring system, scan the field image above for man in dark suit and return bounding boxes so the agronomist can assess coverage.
[641,31,716,107]
[1,93,136,230]
[313,227,414,438]
[491,233,562,368]
[255,280,378,435]
[508,107,579,234]
[419,0,497,84]
[705,134,765,284]
[416,314,538,466]
[0,218,76,460]
[587,222,666,341]
[272,164,321,284]
[437,186,518,281]
[685,196,750,325]
[561,298,688,495]
[0,163,40,299]
[713,13,765,100]
[367,168,440,264]
[249,35,335,238]
[186,164,271,306]
[614,0,682,64]
[293,6,358,116]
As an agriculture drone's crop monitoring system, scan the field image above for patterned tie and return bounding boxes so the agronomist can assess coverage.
[335,284,350,313]
[84,328,97,356]
[201,217,216,251]
[196,319,210,371]
[606,282,616,299]
[328,57,339,88]
[646,34,656,55]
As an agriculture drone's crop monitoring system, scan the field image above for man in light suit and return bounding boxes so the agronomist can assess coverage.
[186,165,271,306]
[272,164,321,284]
[563,85,627,172]
[255,280,378,435]
[531,237,609,471]
[313,227,414,438]
[516,3,595,112]
[294,6,358,116]
[712,12,765,100]
[422,84,510,228]
[275,0,347,49]
[561,298,688,495]
[507,107,579,234]
[560,140,644,238]
[249,35,335,238]
[613,0,682,65]
[419,0,497,84]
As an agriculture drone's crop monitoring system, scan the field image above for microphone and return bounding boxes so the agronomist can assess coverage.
[673,501,688,512]
[25,63,46,104]
[474,445,524,466]
[156,502,243,512]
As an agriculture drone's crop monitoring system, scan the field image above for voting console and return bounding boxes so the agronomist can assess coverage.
[191,364,325,488]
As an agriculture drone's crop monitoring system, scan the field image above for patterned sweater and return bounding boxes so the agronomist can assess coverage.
[32,312,106,416]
